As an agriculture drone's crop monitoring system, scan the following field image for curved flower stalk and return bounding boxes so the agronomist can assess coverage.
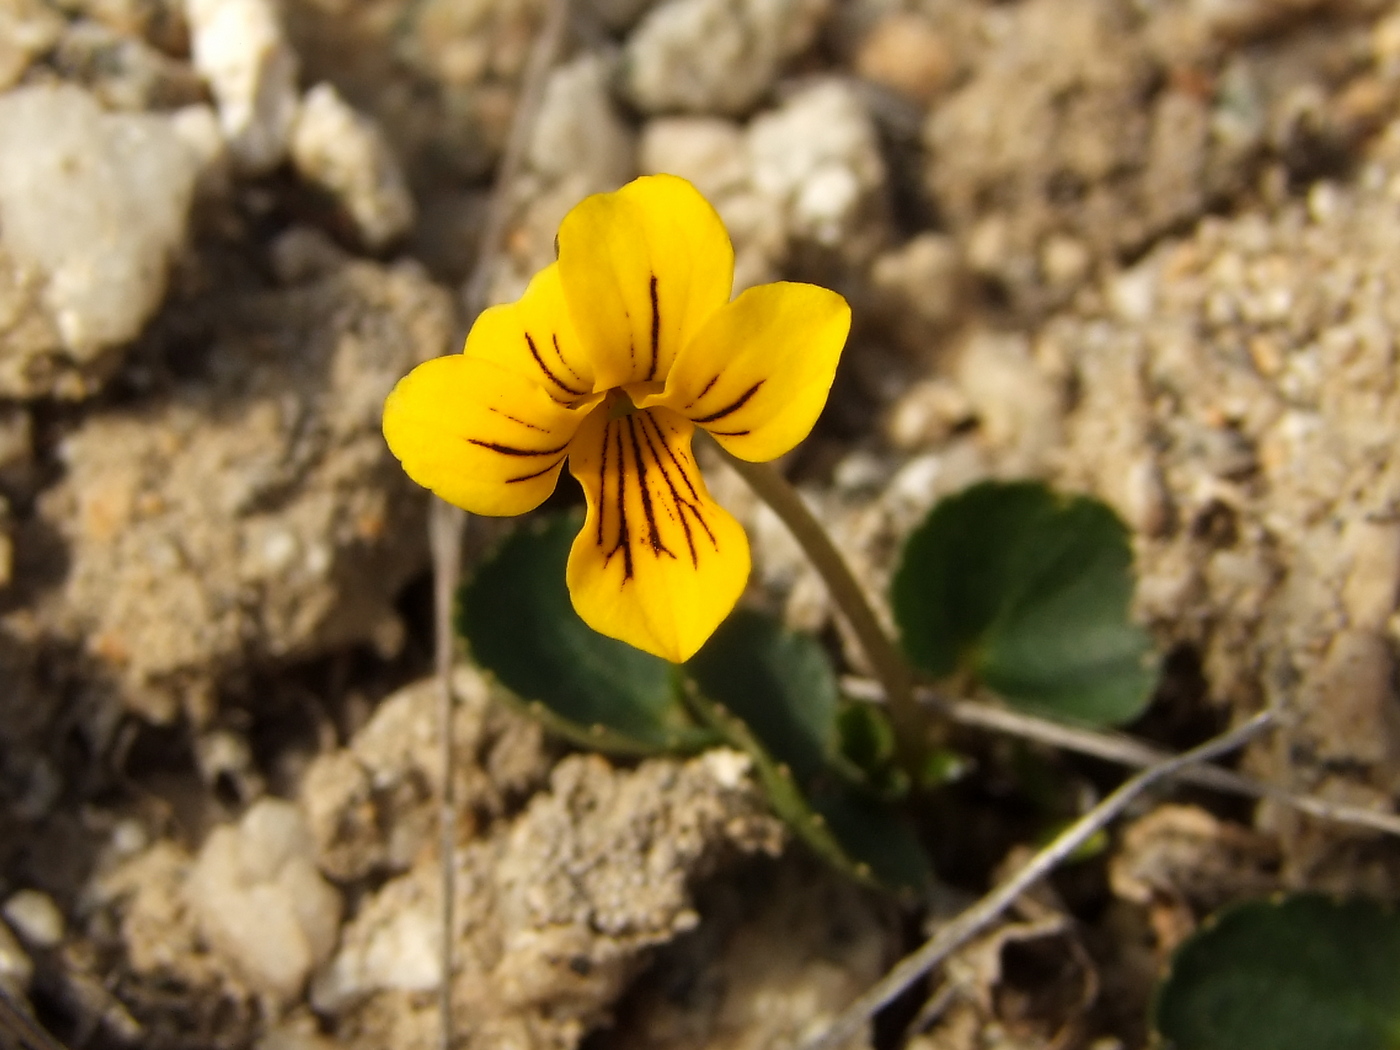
[384,174,850,662]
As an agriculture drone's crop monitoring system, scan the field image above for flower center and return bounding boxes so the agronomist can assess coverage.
[606,389,639,420]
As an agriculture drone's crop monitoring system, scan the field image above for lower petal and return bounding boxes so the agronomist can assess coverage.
[383,354,591,515]
[566,405,750,662]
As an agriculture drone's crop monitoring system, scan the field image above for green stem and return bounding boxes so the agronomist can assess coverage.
[717,448,927,755]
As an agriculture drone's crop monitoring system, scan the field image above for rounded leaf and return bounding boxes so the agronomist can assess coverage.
[890,481,1156,726]
[1154,895,1400,1050]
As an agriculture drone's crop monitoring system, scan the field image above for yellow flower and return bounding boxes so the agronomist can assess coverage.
[383,175,850,662]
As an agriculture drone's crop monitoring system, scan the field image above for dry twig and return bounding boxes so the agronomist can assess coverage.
[799,710,1276,1050]
[842,676,1400,839]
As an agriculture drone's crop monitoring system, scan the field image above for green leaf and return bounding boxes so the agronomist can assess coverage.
[456,512,715,755]
[687,610,837,783]
[890,480,1156,726]
[1154,895,1400,1050]
[687,610,932,892]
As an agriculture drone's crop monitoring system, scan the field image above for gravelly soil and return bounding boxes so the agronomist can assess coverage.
[3,0,1400,1047]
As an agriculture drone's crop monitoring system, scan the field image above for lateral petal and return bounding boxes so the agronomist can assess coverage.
[566,405,750,663]
[464,263,597,403]
[645,281,851,462]
[382,354,593,516]
[557,174,735,392]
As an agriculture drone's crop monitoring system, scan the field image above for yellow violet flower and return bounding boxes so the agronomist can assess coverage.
[383,174,850,662]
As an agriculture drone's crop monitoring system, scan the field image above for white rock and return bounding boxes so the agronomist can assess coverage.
[640,116,748,199]
[623,0,830,116]
[186,798,343,1002]
[0,85,201,369]
[308,874,440,1011]
[529,55,633,187]
[747,78,885,248]
[0,890,62,949]
[186,0,299,174]
[290,83,415,250]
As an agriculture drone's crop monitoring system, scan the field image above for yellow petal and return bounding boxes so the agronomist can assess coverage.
[464,263,597,402]
[645,281,851,462]
[566,404,750,662]
[383,354,594,516]
[557,174,735,392]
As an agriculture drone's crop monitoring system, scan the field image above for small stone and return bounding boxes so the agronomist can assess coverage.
[873,233,963,333]
[2,889,64,949]
[0,84,202,397]
[1110,264,1158,323]
[1041,233,1091,287]
[623,0,830,116]
[854,12,954,105]
[640,116,749,201]
[747,78,886,250]
[308,872,441,1011]
[526,53,635,189]
[290,83,416,250]
[1123,455,1174,538]
[186,798,343,1002]
[186,0,300,174]
[883,379,974,451]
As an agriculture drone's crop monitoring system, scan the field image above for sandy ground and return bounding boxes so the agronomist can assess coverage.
[3,0,1400,1046]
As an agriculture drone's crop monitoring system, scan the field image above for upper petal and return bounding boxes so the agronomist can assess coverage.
[566,405,750,663]
[644,281,851,462]
[383,354,594,516]
[557,174,735,392]
[464,263,597,401]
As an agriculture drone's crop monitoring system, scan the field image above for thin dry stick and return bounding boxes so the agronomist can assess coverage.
[718,452,920,747]
[433,4,573,1049]
[429,500,463,1050]
[842,675,1400,839]
[799,710,1276,1050]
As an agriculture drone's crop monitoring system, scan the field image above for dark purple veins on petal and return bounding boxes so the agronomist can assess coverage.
[646,274,660,381]
[692,380,763,424]
[526,332,587,396]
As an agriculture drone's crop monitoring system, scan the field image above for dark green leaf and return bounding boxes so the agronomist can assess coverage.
[1154,895,1400,1050]
[687,609,838,784]
[890,480,1156,725]
[687,610,932,892]
[456,512,714,755]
